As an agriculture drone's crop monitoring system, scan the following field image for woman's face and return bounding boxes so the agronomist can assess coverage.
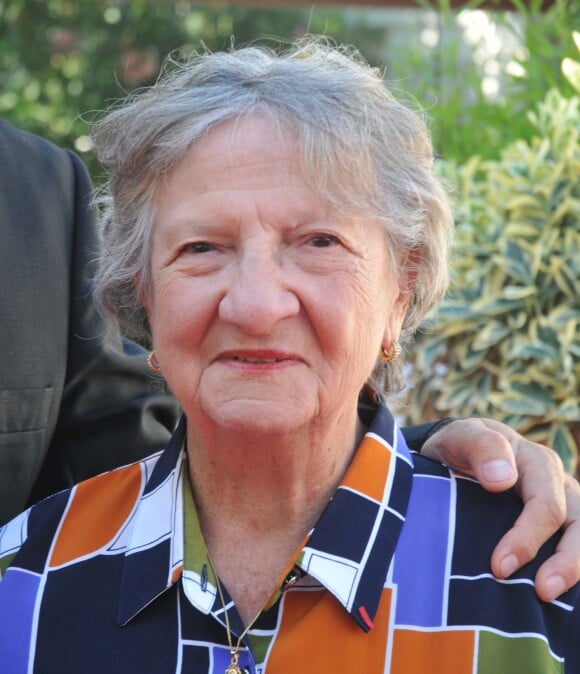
[145,114,409,436]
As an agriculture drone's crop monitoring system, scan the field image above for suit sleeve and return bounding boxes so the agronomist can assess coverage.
[401,418,456,452]
[29,150,180,504]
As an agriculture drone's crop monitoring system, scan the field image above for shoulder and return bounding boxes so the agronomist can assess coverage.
[0,119,69,166]
[0,120,90,200]
[410,453,560,580]
[412,451,523,535]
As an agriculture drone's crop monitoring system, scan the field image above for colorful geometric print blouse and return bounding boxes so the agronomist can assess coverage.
[0,403,578,673]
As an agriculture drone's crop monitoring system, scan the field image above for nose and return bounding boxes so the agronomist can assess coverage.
[218,251,300,335]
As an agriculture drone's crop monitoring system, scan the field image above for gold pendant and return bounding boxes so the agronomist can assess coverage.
[225,651,242,674]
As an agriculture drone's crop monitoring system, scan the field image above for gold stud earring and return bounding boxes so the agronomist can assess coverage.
[380,341,401,362]
[147,351,162,373]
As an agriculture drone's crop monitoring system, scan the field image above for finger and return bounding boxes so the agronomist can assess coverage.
[533,475,580,602]
[490,445,567,590]
[490,492,565,583]
[421,419,518,490]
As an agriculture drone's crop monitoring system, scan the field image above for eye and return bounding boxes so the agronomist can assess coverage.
[181,241,214,254]
[308,234,339,248]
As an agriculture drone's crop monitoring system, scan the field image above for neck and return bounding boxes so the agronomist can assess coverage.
[187,410,363,533]
[186,409,365,623]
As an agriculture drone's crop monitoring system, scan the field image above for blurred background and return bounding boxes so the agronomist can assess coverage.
[1,0,578,473]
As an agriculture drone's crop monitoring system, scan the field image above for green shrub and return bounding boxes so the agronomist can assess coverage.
[404,86,580,474]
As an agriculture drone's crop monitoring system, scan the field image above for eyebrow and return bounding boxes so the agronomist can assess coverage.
[164,207,334,230]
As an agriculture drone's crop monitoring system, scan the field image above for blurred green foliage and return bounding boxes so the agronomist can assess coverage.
[404,87,580,473]
[404,0,579,162]
[0,0,577,180]
[402,38,580,472]
[0,1,384,179]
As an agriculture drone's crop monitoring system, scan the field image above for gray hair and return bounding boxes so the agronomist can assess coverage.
[91,37,453,393]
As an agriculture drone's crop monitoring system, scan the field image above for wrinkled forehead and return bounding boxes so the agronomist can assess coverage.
[165,107,381,219]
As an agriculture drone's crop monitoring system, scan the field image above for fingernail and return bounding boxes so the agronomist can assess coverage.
[545,575,566,600]
[482,460,516,483]
[499,554,519,578]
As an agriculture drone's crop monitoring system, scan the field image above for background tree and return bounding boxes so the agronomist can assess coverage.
[0,1,385,178]
[1,0,577,179]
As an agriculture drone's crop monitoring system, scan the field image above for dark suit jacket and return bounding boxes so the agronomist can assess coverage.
[0,120,180,524]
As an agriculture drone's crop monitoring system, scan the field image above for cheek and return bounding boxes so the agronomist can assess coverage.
[313,276,384,368]
[148,278,216,352]
[348,268,393,336]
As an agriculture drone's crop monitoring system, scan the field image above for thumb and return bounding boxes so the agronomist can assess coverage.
[421,419,518,491]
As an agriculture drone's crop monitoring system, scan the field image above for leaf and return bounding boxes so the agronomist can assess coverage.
[488,391,551,416]
[414,335,446,370]
[436,383,475,412]
[458,343,488,371]
[507,311,528,330]
[557,398,580,421]
[495,242,534,284]
[437,321,478,339]
[507,340,560,361]
[510,368,564,391]
[503,221,543,239]
[553,260,580,298]
[549,196,579,226]
[505,193,543,211]
[562,57,580,93]
[501,285,537,300]
[475,371,494,404]
[471,321,511,351]
[490,381,554,417]
[545,306,580,326]
[472,297,526,316]
[488,394,535,416]
[434,301,480,322]
[510,381,555,404]
[550,424,578,474]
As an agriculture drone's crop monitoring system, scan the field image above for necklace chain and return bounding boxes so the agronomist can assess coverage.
[211,559,263,674]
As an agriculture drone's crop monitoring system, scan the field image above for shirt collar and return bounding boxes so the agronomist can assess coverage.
[117,417,186,626]
[118,404,414,632]
[298,402,414,631]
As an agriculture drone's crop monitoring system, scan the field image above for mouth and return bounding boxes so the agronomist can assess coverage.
[231,355,287,364]
[217,350,300,365]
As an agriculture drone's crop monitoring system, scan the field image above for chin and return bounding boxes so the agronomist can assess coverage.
[202,397,316,436]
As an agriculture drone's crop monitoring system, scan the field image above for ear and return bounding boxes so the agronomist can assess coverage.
[382,287,411,348]
[382,248,418,346]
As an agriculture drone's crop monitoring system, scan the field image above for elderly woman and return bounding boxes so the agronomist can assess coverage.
[0,40,578,673]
